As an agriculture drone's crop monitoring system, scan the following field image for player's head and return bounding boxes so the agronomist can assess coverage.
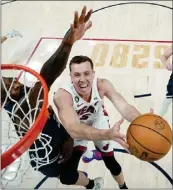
[2,77,23,101]
[69,55,95,96]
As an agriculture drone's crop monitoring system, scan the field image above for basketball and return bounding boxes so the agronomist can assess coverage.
[127,113,172,162]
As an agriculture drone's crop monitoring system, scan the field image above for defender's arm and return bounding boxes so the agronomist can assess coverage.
[40,6,93,89]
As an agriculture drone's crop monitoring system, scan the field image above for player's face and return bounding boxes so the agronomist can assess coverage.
[70,61,94,96]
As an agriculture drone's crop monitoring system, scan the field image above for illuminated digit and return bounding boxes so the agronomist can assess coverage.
[91,44,109,67]
[132,45,150,69]
[154,45,169,69]
[110,44,129,68]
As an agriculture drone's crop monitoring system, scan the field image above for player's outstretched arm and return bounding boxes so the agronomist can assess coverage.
[160,45,173,71]
[19,6,93,119]
[53,89,128,149]
[100,78,141,123]
[40,6,93,89]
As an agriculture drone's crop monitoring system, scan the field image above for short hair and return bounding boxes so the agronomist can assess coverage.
[69,55,94,71]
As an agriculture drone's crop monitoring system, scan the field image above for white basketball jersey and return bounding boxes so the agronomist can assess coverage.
[60,77,104,125]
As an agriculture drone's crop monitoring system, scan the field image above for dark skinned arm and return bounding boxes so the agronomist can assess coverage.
[39,30,73,89]
[40,6,93,89]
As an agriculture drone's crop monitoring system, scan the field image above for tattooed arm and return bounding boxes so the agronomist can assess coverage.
[39,34,72,89]
[40,6,93,89]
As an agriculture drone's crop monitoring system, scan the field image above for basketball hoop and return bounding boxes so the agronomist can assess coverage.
[1,64,49,170]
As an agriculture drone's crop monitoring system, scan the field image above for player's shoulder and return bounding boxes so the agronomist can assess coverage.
[53,88,73,107]
[54,88,72,98]
[97,78,113,97]
[97,78,110,88]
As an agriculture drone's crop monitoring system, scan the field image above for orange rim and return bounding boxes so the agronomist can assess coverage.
[1,64,48,169]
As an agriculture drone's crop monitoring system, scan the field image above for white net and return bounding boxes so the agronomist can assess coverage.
[1,65,54,188]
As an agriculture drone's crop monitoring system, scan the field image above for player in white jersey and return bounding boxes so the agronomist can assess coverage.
[54,55,142,189]
[61,73,112,151]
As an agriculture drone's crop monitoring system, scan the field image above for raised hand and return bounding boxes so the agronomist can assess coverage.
[63,6,93,45]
